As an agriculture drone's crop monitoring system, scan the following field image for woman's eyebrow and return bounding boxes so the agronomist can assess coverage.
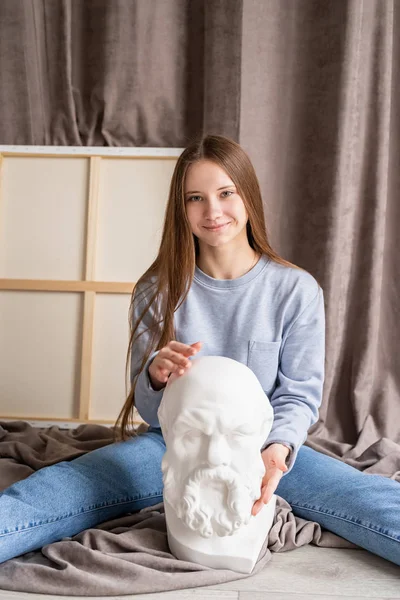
[184,184,236,196]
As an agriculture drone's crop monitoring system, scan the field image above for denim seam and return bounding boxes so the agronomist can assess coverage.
[0,492,164,536]
[291,503,400,543]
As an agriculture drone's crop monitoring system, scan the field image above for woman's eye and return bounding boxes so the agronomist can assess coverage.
[187,191,233,202]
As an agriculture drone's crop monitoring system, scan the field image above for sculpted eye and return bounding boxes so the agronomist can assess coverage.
[231,431,247,439]
[230,429,253,441]
[184,429,203,441]
[189,429,203,437]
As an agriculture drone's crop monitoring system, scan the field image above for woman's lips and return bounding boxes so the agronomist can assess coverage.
[204,222,231,232]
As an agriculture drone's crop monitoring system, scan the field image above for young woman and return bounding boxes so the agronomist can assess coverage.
[0,135,399,566]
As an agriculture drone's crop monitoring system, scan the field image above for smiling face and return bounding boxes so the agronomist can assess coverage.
[184,160,249,251]
[158,356,273,537]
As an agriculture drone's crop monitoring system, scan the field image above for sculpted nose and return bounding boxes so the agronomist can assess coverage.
[207,435,231,467]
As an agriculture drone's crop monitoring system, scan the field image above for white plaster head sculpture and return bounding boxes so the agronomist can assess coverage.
[158,355,276,573]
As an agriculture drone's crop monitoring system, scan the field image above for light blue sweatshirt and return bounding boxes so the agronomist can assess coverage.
[131,254,325,473]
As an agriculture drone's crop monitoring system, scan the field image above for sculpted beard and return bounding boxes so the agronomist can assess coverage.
[163,459,263,538]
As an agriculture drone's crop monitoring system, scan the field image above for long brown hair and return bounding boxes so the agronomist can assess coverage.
[115,134,309,440]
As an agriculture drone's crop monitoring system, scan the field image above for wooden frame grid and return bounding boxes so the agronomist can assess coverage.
[0,151,178,425]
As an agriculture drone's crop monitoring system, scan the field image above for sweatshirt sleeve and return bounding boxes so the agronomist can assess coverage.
[262,285,325,473]
[130,285,165,427]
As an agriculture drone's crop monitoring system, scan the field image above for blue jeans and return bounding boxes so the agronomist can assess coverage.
[0,429,399,566]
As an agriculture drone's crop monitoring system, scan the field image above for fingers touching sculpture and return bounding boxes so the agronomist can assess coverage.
[158,355,277,573]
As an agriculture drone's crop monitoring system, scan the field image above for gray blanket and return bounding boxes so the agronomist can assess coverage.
[0,421,356,596]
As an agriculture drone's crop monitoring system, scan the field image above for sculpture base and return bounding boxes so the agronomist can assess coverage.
[164,495,277,574]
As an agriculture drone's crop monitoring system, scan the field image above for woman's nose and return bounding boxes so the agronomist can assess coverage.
[204,198,223,219]
[206,435,231,467]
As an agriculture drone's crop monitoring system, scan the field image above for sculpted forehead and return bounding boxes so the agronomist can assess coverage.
[172,405,263,437]
[158,356,269,428]
[168,357,262,404]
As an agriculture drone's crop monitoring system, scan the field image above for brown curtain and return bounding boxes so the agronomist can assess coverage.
[0,0,242,145]
[239,0,400,481]
[0,0,399,479]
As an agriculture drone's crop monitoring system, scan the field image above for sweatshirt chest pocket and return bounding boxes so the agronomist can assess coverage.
[247,340,281,395]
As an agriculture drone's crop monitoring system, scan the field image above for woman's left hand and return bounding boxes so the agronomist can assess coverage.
[251,443,290,516]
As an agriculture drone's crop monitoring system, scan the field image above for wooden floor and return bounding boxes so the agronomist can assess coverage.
[0,546,399,600]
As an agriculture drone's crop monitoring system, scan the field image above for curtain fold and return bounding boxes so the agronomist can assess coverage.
[0,0,399,478]
[0,0,242,145]
[238,0,400,481]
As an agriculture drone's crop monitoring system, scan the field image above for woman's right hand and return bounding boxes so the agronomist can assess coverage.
[148,340,203,391]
